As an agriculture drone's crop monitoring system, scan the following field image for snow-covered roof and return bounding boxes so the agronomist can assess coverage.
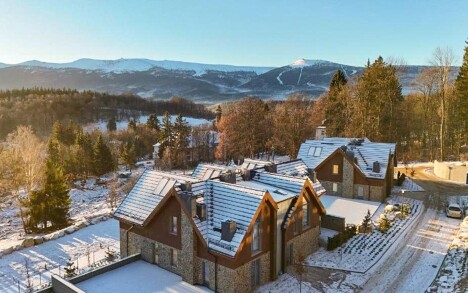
[298,137,395,180]
[275,159,310,177]
[194,181,266,257]
[241,158,273,170]
[191,163,230,180]
[114,170,201,225]
[237,180,296,203]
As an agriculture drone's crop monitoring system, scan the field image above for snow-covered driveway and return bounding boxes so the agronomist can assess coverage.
[361,209,460,293]
[0,219,119,292]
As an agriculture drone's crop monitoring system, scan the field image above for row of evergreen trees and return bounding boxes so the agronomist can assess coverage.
[48,121,115,177]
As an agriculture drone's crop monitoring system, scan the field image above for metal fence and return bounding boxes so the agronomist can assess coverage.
[0,242,120,293]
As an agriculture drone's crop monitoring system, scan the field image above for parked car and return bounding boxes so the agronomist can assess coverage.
[446,203,463,219]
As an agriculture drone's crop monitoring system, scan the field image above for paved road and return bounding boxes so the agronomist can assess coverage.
[293,166,466,293]
[360,166,465,293]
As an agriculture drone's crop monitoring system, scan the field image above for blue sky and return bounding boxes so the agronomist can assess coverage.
[0,0,466,66]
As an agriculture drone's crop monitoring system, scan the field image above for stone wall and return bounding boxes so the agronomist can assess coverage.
[321,180,343,196]
[203,252,270,293]
[370,186,384,202]
[121,229,182,276]
[179,211,199,284]
[286,226,320,264]
[342,159,354,198]
[353,184,370,200]
[321,215,345,232]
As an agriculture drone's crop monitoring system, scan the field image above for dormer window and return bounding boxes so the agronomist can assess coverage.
[252,214,261,254]
[170,216,178,235]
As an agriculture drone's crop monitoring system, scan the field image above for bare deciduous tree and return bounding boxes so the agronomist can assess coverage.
[431,47,456,160]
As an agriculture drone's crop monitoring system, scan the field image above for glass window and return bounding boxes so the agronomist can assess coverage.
[333,183,338,192]
[203,261,210,286]
[302,198,310,228]
[252,215,261,254]
[170,216,178,235]
[154,243,159,264]
[293,214,298,235]
[308,146,316,156]
[333,164,339,174]
[313,147,322,157]
[171,248,178,267]
[251,259,261,287]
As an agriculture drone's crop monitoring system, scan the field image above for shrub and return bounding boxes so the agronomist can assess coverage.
[327,224,357,251]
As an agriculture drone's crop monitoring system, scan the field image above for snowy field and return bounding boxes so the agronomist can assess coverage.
[320,195,381,225]
[306,197,423,272]
[0,164,147,252]
[392,177,425,193]
[0,219,119,292]
[76,260,212,293]
[84,115,212,132]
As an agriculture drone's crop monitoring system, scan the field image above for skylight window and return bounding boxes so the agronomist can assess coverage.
[313,147,322,157]
[154,178,169,194]
[308,146,316,156]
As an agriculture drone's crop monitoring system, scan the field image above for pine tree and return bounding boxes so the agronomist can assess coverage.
[324,70,348,137]
[43,161,71,227]
[173,114,190,167]
[455,40,468,148]
[107,117,117,132]
[128,119,137,131]
[51,121,65,144]
[159,112,173,158]
[352,56,403,142]
[361,209,372,233]
[93,135,115,176]
[120,142,136,170]
[146,114,160,131]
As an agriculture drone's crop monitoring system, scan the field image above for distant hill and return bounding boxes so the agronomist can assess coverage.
[0,58,457,103]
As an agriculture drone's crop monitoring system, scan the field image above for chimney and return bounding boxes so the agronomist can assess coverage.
[221,220,237,242]
[220,172,236,184]
[241,169,251,181]
[179,192,197,217]
[372,161,381,173]
[264,164,277,173]
[196,203,206,221]
[315,125,326,140]
[309,170,317,183]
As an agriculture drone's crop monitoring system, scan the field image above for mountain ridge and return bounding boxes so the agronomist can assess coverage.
[0,57,456,103]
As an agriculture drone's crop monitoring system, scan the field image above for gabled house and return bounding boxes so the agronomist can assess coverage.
[298,137,396,202]
[114,166,325,293]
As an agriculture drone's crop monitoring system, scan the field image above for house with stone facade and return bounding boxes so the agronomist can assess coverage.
[113,166,325,293]
[298,137,396,202]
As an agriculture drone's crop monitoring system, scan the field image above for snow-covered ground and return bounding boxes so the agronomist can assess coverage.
[306,197,423,272]
[429,201,468,292]
[320,195,381,225]
[0,219,119,292]
[392,177,425,193]
[0,163,147,252]
[76,260,212,293]
[84,115,212,132]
